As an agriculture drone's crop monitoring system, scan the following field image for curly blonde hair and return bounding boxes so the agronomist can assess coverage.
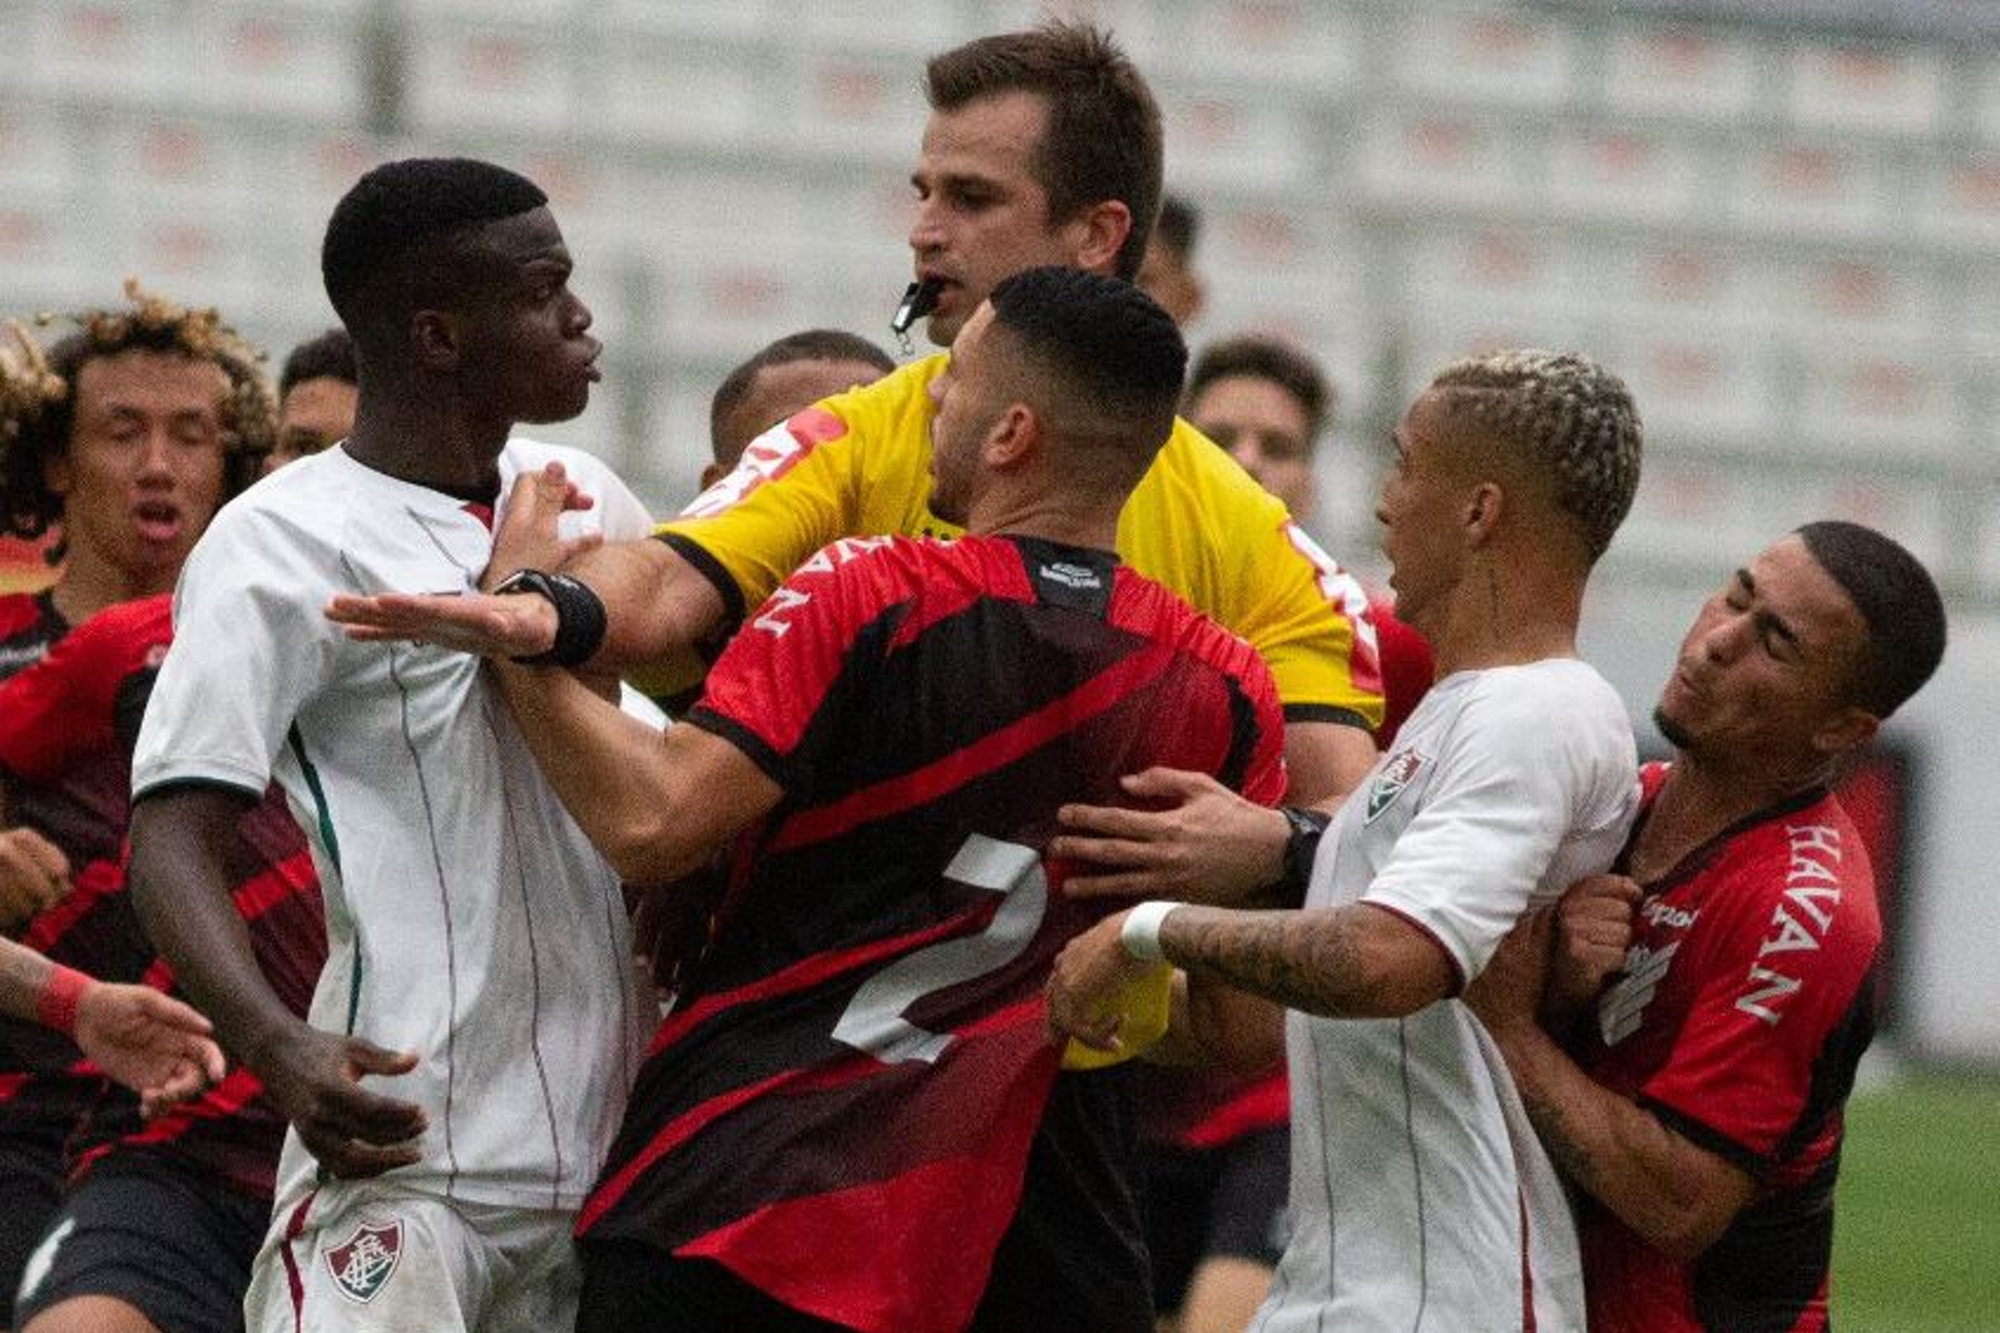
[1428,349,1642,562]
[1,280,275,541]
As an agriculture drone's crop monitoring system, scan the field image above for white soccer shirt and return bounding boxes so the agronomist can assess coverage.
[1255,659,1637,1333]
[132,441,653,1211]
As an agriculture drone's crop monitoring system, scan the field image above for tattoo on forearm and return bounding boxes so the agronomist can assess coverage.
[1162,907,1371,1017]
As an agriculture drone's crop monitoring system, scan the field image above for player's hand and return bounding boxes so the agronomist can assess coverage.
[1050,769,1286,905]
[0,827,71,931]
[484,460,600,589]
[323,462,603,659]
[1549,873,1641,1012]
[1463,906,1553,1039]
[326,588,558,659]
[258,1028,427,1179]
[72,982,227,1112]
[1044,911,1155,1054]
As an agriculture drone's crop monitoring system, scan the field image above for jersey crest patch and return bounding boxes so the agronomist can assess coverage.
[324,1219,402,1304]
[1365,748,1426,823]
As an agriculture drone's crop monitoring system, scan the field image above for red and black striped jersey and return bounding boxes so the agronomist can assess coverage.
[581,533,1285,1333]
[1577,763,1880,1333]
[0,594,326,1198]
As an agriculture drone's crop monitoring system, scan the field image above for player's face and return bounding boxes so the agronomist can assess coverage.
[266,375,357,475]
[48,348,230,591]
[909,91,1093,348]
[1375,390,1470,637]
[1655,535,1870,763]
[451,206,600,426]
[1188,374,1317,519]
[925,303,1004,526]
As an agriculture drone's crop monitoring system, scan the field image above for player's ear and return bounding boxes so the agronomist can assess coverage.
[984,402,1037,469]
[408,309,460,372]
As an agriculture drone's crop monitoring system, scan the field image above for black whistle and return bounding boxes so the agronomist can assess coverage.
[891,278,942,338]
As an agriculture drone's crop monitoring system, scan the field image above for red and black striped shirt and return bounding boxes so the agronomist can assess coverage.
[581,533,1286,1333]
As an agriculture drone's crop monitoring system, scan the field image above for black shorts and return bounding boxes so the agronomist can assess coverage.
[1140,1125,1290,1314]
[12,1155,269,1333]
[0,1131,67,1326]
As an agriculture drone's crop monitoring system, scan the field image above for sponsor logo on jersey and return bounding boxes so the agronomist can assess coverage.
[1598,940,1679,1046]
[0,640,48,675]
[1037,561,1102,592]
[1365,748,1425,823]
[1736,820,1845,1025]
[1643,899,1699,931]
[324,1219,402,1304]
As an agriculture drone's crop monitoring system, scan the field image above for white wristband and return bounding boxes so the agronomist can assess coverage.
[1120,901,1180,964]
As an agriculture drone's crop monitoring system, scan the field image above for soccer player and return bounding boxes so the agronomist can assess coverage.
[126,157,652,1333]
[339,268,1286,1333]
[1,591,326,1333]
[264,326,358,474]
[702,328,895,489]
[326,22,1386,812]
[1046,349,1646,1332]
[0,287,272,1326]
[1465,521,1946,1333]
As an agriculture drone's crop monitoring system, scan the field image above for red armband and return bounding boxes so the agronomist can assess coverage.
[34,964,90,1035]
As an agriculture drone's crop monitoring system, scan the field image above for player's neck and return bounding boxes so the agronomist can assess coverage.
[1636,754,1828,880]
[344,390,510,495]
[967,490,1121,554]
[50,544,170,626]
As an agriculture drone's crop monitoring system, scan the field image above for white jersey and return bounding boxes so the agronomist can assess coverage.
[132,441,654,1211]
[1255,660,1637,1333]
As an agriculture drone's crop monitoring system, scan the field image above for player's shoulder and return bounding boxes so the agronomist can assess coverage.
[1113,564,1273,679]
[63,594,173,654]
[813,355,944,448]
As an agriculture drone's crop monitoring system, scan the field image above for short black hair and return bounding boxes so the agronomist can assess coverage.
[278,327,357,399]
[926,23,1162,281]
[1795,520,1946,720]
[321,157,547,337]
[709,329,895,458]
[1187,335,1332,447]
[987,266,1184,470]
[1153,193,1200,261]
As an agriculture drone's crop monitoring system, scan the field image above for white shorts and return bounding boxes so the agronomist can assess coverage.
[245,1179,580,1333]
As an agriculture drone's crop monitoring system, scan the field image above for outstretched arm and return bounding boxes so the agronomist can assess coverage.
[0,936,226,1110]
[1465,908,1754,1259]
[1046,901,1455,1056]
[491,660,781,885]
[326,464,725,673]
[130,786,427,1177]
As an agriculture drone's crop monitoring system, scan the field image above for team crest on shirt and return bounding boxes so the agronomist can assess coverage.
[324,1219,403,1304]
[1365,748,1426,823]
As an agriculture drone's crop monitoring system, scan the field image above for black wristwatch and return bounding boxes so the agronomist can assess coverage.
[1277,805,1331,895]
[489,568,608,668]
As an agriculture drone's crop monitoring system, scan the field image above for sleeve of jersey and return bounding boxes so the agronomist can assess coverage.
[1634,868,1881,1168]
[683,543,905,791]
[1190,451,1383,731]
[0,597,170,781]
[655,397,874,626]
[1363,683,1606,987]
[130,514,338,800]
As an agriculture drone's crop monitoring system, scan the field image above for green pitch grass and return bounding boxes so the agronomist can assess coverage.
[1833,1070,2000,1332]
